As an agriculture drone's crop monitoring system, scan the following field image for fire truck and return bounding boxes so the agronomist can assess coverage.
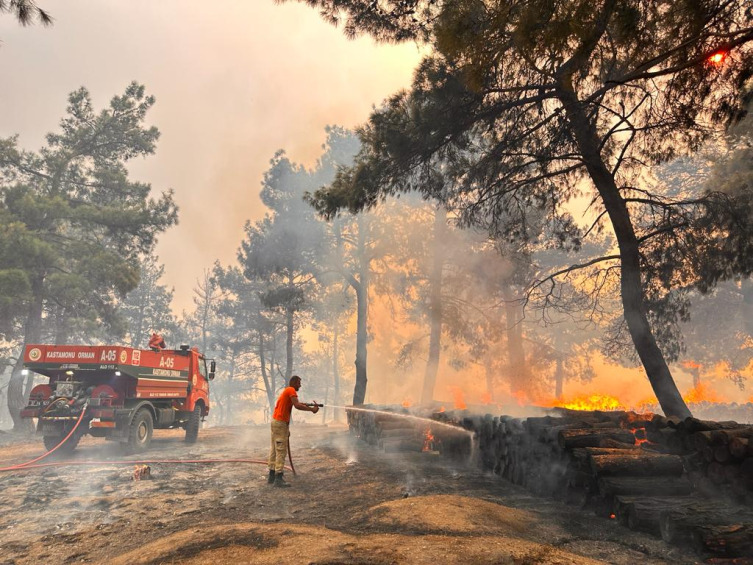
[20,344,215,454]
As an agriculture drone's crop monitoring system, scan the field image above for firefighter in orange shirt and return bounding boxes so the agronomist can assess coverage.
[268,375,318,487]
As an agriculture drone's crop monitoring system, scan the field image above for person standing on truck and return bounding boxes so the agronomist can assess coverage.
[268,375,318,487]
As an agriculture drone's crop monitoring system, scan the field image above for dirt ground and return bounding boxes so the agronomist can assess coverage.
[0,424,704,564]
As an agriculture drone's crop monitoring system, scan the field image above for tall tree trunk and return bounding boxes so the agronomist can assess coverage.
[228,349,236,424]
[558,79,690,418]
[322,348,331,424]
[485,362,495,402]
[353,281,368,405]
[502,282,527,397]
[420,207,446,405]
[352,217,370,405]
[285,304,294,381]
[259,331,274,414]
[9,275,44,431]
[555,356,564,399]
[333,321,341,420]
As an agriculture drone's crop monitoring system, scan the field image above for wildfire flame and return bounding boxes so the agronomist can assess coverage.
[402,397,413,408]
[438,406,446,413]
[683,382,725,404]
[681,360,701,370]
[547,393,626,412]
[423,428,435,452]
[480,391,492,405]
[448,386,467,410]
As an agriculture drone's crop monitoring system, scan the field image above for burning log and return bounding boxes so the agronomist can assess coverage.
[558,428,636,449]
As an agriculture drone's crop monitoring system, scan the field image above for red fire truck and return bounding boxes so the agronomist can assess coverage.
[20,344,214,453]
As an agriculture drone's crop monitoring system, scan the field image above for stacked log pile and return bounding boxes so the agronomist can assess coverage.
[347,405,753,558]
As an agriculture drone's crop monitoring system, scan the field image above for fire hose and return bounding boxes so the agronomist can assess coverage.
[285,402,323,476]
[0,403,292,474]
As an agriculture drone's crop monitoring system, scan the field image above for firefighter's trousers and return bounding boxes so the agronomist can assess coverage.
[268,419,289,474]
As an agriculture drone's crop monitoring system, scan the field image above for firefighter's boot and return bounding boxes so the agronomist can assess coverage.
[267,469,275,484]
[274,473,291,488]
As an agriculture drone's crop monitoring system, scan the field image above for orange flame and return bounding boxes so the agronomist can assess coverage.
[480,391,492,405]
[708,51,727,66]
[683,382,725,404]
[546,393,626,412]
[681,360,701,370]
[402,397,413,408]
[438,406,446,413]
[423,428,435,451]
[448,386,467,410]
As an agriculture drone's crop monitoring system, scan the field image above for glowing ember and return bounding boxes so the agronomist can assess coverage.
[448,386,467,410]
[610,514,616,519]
[708,50,727,65]
[480,391,492,405]
[402,397,413,408]
[683,382,725,404]
[438,406,446,413]
[423,428,435,451]
[632,427,649,446]
[548,394,626,412]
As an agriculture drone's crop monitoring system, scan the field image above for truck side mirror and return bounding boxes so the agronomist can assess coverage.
[209,360,216,380]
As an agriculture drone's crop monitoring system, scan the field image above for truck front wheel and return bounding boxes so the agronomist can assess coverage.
[185,405,201,444]
[123,408,153,454]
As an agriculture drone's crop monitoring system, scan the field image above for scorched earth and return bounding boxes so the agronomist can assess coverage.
[0,425,700,564]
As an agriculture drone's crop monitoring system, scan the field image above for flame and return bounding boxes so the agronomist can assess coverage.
[683,382,725,404]
[401,397,413,408]
[681,360,701,370]
[546,393,626,412]
[610,514,616,519]
[708,51,727,65]
[423,428,435,452]
[438,406,446,413]
[480,391,492,405]
[448,386,467,410]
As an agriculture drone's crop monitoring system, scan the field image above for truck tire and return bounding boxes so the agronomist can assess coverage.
[123,408,153,454]
[43,432,80,454]
[185,405,201,444]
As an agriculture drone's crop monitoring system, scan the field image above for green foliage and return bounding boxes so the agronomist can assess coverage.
[0,82,178,345]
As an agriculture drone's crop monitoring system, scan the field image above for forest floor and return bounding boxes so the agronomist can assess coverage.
[0,424,703,564]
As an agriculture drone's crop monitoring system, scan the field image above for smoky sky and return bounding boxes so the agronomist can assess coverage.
[0,0,421,311]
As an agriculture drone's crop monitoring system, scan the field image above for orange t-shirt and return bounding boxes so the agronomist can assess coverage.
[273,387,298,423]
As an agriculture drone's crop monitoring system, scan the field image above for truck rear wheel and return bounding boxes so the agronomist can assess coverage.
[43,432,80,454]
[185,405,202,444]
[123,408,153,454]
